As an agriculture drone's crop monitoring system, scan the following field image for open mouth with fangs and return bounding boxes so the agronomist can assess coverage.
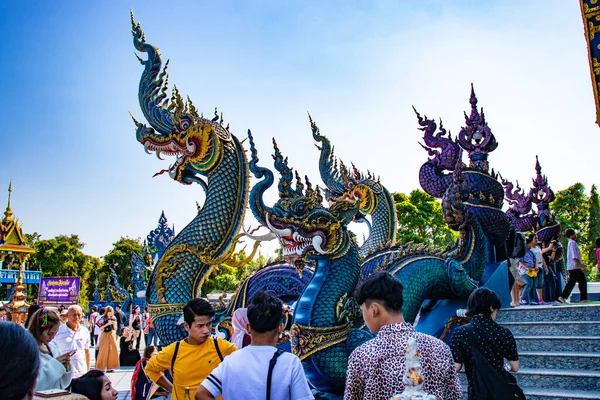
[265,214,327,259]
[280,231,327,258]
[143,139,197,179]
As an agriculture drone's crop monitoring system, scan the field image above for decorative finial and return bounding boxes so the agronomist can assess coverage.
[4,181,14,221]
[529,156,555,211]
[456,85,498,172]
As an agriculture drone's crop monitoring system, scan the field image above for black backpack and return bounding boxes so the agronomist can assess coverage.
[507,230,527,259]
[467,331,525,400]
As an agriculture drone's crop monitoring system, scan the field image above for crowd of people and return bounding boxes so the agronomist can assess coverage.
[508,228,594,307]
[1,227,597,399]
[0,272,525,400]
[0,300,160,400]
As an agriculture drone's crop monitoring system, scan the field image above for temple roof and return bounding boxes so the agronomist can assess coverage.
[0,182,33,255]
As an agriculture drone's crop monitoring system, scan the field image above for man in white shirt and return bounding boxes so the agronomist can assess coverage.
[559,229,588,303]
[196,292,314,400]
[53,304,91,378]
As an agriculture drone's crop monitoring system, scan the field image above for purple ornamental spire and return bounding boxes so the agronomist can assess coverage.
[456,84,498,172]
[528,156,555,205]
[500,174,537,232]
[528,156,555,229]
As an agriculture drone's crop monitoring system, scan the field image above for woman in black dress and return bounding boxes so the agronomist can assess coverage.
[119,327,141,367]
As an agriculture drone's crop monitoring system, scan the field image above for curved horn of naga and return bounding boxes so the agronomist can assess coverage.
[309,114,347,196]
[248,130,275,226]
[415,107,460,198]
[131,10,178,135]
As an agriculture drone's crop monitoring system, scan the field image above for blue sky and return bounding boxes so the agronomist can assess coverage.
[0,1,597,258]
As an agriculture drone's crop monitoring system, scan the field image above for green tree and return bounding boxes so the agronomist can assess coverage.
[202,265,240,295]
[552,183,588,236]
[551,182,600,282]
[201,251,277,295]
[585,185,600,282]
[23,232,41,248]
[552,183,589,264]
[102,237,143,293]
[394,190,457,247]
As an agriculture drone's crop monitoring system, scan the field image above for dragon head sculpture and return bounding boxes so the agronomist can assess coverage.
[248,132,360,270]
[414,107,462,172]
[309,114,377,219]
[130,12,230,190]
[500,176,533,217]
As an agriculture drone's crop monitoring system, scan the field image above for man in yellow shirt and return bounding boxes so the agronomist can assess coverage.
[145,299,237,399]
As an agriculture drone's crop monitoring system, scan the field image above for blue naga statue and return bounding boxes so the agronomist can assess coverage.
[248,124,489,392]
[111,267,132,314]
[130,13,313,344]
[130,13,252,343]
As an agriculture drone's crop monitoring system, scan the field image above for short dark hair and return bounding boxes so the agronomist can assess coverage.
[92,305,98,312]
[70,369,107,400]
[466,287,501,317]
[247,292,283,333]
[183,298,215,325]
[596,237,600,248]
[115,304,121,309]
[355,272,404,313]
[0,321,40,400]
[143,345,156,359]
[526,233,535,244]
[565,228,576,238]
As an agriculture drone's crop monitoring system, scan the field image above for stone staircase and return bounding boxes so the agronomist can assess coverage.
[460,303,600,399]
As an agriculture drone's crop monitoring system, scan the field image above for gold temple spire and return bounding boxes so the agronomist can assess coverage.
[4,180,13,222]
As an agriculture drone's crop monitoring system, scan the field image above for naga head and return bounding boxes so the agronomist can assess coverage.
[309,114,377,220]
[499,175,533,216]
[130,12,230,188]
[248,132,360,269]
[414,107,462,171]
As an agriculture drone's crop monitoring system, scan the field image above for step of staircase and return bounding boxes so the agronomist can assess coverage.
[514,336,600,352]
[496,303,599,323]
[461,387,600,400]
[521,388,600,400]
[485,304,600,398]
[518,351,600,370]
[499,320,600,336]
[459,368,600,391]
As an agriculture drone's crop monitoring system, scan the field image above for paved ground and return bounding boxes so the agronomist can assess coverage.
[89,347,134,400]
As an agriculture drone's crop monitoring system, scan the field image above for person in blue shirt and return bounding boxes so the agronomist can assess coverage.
[518,235,539,305]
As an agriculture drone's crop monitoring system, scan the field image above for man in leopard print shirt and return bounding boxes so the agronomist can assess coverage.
[344,272,461,400]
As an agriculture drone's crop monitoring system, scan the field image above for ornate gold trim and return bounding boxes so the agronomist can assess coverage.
[290,323,350,360]
[580,0,600,125]
[147,303,185,319]
[463,201,500,211]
